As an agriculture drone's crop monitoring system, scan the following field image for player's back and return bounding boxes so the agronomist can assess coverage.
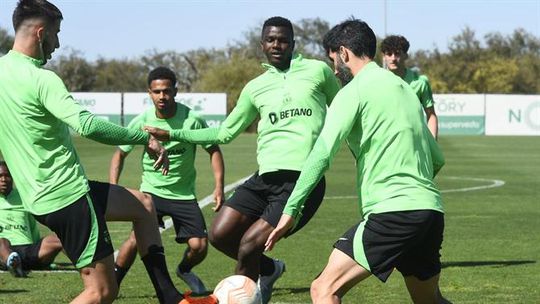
[343,62,443,216]
[0,51,88,215]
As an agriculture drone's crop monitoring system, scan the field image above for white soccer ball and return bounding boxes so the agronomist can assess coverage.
[213,275,262,304]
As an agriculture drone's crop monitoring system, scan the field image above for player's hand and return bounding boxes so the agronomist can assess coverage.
[146,135,169,175]
[212,187,224,212]
[265,214,294,252]
[143,126,170,141]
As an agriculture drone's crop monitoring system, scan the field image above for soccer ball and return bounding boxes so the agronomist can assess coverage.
[213,275,262,304]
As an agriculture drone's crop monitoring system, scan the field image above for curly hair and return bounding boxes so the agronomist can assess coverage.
[380,35,410,54]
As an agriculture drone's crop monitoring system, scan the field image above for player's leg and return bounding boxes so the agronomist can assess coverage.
[0,238,12,263]
[102,182,183,303]
[209,175,264,259]
[0,238,25,277]
[398,211,449,304]
[311,249,371,303]
[37,234,63,265]
[209,206,255,259]
[403,274,451,304]
[158,196,210,295]
[114,230,138,285]
[73,254,118,304]
[33,191,117,303]
[236,218,275,281]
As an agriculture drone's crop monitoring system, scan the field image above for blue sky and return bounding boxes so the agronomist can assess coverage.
[1,0,538,61]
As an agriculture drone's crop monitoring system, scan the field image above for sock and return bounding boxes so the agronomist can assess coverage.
[177,248,192,273]
[141,245,183,304]
[259,255,275,276]
[114,263,130,286]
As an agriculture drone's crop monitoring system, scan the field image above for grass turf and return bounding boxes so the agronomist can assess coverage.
[0,135,538,303]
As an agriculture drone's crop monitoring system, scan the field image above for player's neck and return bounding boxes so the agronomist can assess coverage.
[350,57,373,76]
[12,37,40,61]
[393,67,406,78]
[156,103,177,119]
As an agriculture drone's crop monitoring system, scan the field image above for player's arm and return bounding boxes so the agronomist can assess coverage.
[424,106,438,140]
[109,149,130,184]
[265,87,360,251]
[419,75,438,139]
[144,88,258,144]
[37,72,168,173]
[427,131,445,177]
[204,145,225,212]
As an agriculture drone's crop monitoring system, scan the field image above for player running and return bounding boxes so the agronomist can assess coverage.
[111,67,224,295]
[266,19,451,304]
[144,16,340,304]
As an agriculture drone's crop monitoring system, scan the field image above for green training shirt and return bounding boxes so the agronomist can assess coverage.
[0,188,40,246]
[403,68,434,108]
[0,50,149,215]
[120,104,212,200]
[284,62,445,221]
[169,54,341,174]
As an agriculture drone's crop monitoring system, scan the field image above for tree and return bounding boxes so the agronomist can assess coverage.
[48,48,95,91]
[0,28,14,56]
[94,58,147,92]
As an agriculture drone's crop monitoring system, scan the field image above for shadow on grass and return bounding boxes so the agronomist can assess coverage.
[0,289,28,294]
[274,287,311,295]
[442,260,535,268]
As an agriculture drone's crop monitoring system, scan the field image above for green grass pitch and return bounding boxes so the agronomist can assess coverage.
[1,135,539,303]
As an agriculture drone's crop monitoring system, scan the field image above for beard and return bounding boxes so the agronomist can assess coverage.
[336,56,354,86]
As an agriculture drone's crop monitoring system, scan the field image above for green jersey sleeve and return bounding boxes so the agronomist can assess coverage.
[37,70,148,146]
[170,87,258,144]
[118,114,146,153]
[418,75,435,108]
[283,86,360,219]
[427,131,445,176]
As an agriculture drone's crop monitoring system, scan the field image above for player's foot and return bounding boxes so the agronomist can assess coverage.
[176,266,208,295]
[258,259,285,304]
[179,291,217,304]
[6,252,26,278]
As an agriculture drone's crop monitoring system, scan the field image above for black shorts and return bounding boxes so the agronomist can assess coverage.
[225,170,325,235]
[334,210,444,282]
[150,194,207,243]
[10,239,46,270]
[35,181,113,269]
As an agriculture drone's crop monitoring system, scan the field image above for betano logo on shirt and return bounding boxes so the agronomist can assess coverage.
[0,224,29,233]
[268,107,313,125]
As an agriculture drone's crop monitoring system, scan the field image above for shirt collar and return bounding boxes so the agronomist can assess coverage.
[8,50,44,67]
[261,53,303,73]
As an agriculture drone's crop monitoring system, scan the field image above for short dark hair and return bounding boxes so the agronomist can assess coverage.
[262,16,294,37]
[0,160,7,169]
[380,35,410,54]
[12,0,63,31]
[323,19,376,59]
[147,67,177,87]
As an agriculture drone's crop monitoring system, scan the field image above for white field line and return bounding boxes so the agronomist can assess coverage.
[325,176,506,200]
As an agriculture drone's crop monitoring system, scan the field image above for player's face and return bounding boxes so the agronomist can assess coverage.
[383,50,407,71]
[148,79,177,113]
[329,50,354,86]
[0,165,13,196]
[261,26,295,71]
[38,19,61,65]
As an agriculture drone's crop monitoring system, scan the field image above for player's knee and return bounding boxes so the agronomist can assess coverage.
[237,237,261,261]
[190,238,207,254]
[85,284,118,304]
[310,277,332,302]
[139,193,155,214]
[209,229,226,249]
